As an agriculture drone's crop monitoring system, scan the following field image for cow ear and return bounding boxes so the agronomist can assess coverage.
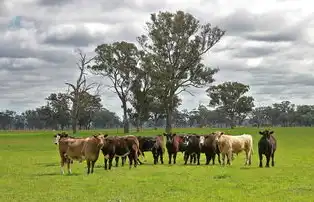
[195,135,200,138]
[259,131,263,135]
[172,133,176,137]
[163,133,167,136]
[93,135,98,138]
[269,131,274,135]
[104,134,108,138]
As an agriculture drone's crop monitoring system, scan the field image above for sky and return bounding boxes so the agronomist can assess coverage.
[0,0,314,118]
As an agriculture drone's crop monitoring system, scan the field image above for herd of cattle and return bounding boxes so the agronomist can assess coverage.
[53,129,277,175]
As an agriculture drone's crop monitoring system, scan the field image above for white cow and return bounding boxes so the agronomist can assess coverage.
[215,132,253,166]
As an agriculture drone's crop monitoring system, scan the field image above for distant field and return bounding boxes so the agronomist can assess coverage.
[0,127,313,202]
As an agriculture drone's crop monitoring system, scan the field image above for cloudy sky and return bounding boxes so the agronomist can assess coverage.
[0,0,313,118]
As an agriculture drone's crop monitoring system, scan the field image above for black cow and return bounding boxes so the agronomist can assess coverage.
[151,135,165,164]
[183,135,201,165]
[137,136,157,164]
[258,130,277,168]
[201,134,221,165]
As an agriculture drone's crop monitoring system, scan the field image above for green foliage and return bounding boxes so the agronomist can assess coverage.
[89,41,142,133]
[207,81,254,127]
[137,10,225,132]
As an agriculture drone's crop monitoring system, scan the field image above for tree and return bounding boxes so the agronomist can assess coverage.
[137,10,225,132]
[128,60,154,132]
[46,93,71,130]
[206,81,254,128]
[65,49,97,134]
[77,91,102,130]
[88,41,141,134]
[92,108,122,129]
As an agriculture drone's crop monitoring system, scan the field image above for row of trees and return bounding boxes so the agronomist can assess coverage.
[3,10,308,133]
[2,100,314,130]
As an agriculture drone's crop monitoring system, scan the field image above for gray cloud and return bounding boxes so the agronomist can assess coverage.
[36,0,73,7]
[0,1,313,117]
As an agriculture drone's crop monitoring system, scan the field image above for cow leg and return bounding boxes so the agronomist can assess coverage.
[265,154,270,167]
[184,152,188,165]
[259,152,263,167]
[108,155,114,170]
[221,153,225,166]
[194,154,197,164]
[160,149,164,164]
[91,160,96,174]
[197,153,200,165]
[245,150,249,166]
[86,160,91,174]
[227,151,232,166]
[104,158,108,170]
[212,154,215,165]
[128,155,133,169]
[205,153,210,165]
[67,159,72,174]
[271,152,275,167]
[190,155,193,164]
[173,152,177,164]
[60,157,65,175]
[115,157,119,167]
[134,149,138,168]
[168,153,172,164]
[122,156,126,167]
[217,153,221,165]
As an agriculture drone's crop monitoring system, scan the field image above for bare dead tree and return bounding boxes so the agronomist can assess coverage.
[65,49,99,134]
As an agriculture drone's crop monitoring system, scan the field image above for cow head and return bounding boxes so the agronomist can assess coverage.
[163,133,176,144]
[199,135,205,145]
[182,135,190,146]
[259,130,274,139]
[53,132,68,145]
[213,131,224,142]
[93,134,109,148]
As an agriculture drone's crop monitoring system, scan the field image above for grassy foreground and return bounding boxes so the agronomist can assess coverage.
[0,127,313,202]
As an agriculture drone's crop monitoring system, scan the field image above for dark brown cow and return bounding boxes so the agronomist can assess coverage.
[101,135,141,170]
[151,135,165,164]
[163,133,184,164]
[258,130,277,167]
[137,136,156,164]
[200,134,221,165]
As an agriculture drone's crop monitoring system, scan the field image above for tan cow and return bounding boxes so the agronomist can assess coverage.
[58,134,108,174]
[215,132,253,166]
[54,133,86,174]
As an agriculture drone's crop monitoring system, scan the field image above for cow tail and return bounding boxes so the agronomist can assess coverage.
[138,149,145,161]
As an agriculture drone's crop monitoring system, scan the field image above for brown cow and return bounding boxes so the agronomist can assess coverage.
[200,133,221,165]
[102,135,142,170]
[164,133,184,164]
[151,135,165,164]
[62,134,107,174]
[54,133,86,174]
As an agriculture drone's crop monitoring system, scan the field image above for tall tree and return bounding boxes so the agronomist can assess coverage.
[65,49,97,134]
[88,41,141,134]
[137,10,225,132]
[46,93,71,130]
[128,59,154,131]
[77,91,102,130]
[206,81,254,128]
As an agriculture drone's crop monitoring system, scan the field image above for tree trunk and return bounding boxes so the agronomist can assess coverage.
[122,101,129,134]
[165,108,173,133]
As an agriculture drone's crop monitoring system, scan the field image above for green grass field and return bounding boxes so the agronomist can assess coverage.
[0,127,313,202]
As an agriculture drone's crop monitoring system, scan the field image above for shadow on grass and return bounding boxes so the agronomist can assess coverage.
[35,162,58,167]
[239,166,259,170]
[213,174,231,180]
[32,172,80,176]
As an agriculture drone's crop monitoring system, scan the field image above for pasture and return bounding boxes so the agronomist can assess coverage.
[0,127,313,202]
